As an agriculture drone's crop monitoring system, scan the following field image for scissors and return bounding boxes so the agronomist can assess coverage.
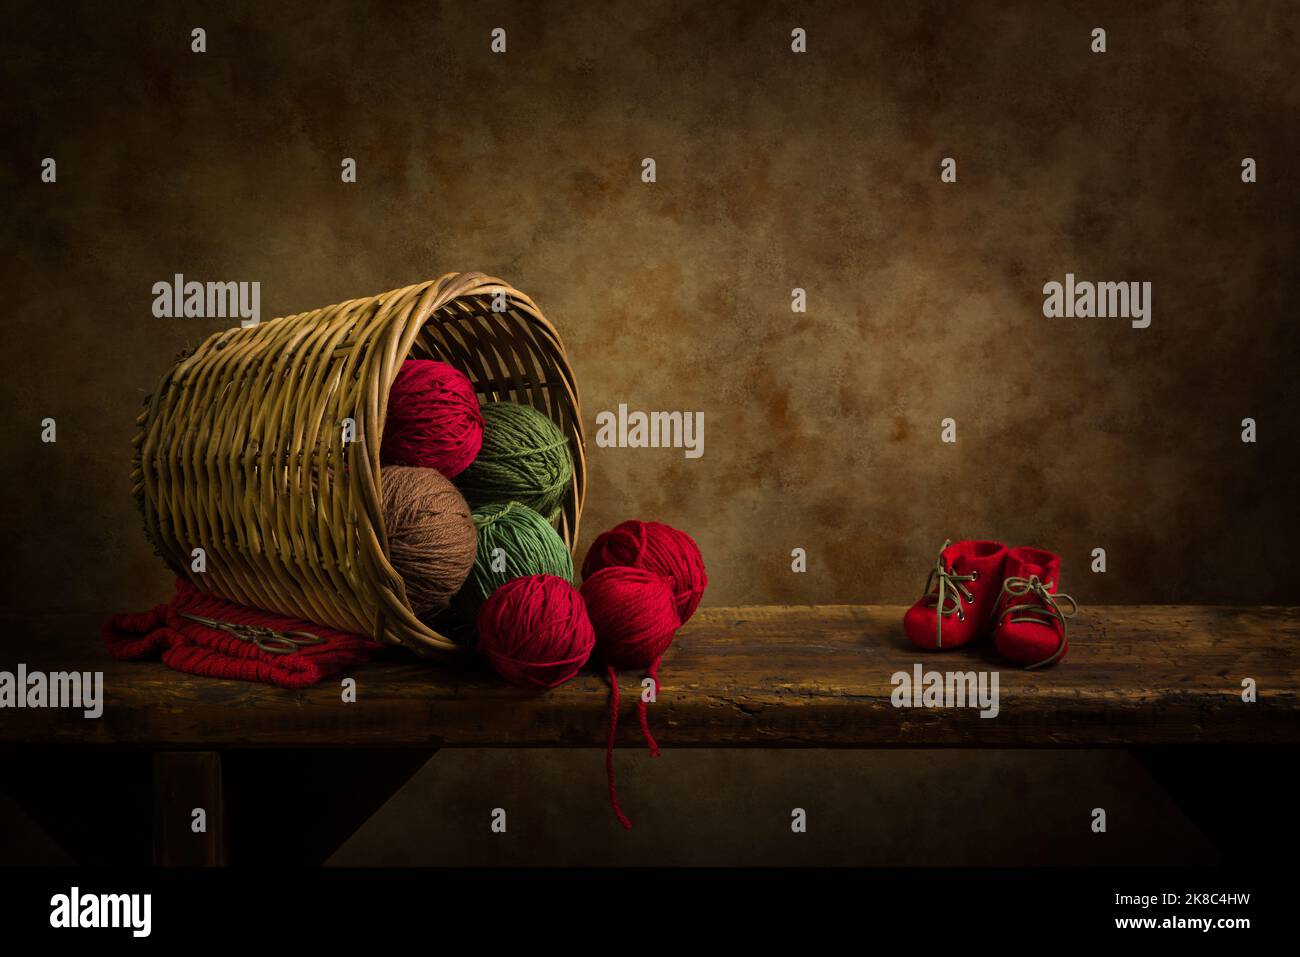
[178,613,326,655]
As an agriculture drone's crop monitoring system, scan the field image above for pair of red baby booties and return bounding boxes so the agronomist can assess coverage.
[903,540,1077,669]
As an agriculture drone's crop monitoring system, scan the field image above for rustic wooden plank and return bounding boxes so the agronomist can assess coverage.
[2,606,1296,747]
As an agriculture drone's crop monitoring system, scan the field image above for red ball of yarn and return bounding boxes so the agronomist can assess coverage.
[580,566,681,669]
[477,575,595,689]
[580,564,685,831]
[581,520,707,624]
[381,359,483,478]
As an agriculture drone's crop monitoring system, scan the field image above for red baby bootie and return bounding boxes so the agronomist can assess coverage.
[992,547,1078,669]
[903,540,1009,651]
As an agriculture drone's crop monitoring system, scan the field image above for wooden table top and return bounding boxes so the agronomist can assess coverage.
[2,605,1297,748]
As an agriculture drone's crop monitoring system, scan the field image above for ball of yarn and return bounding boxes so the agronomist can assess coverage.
[380,359,483,478]
[456,502,574,622]
[477,575,595,689]
[582,520,708,624]
[580,566,682,669]
[380,465,477,617]
[580,521,709,830]
[455,402,573,522]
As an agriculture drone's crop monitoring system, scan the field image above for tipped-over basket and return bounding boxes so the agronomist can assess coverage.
[131,273,586,657]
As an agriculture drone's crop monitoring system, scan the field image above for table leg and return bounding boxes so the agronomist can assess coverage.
[153,751,226,866]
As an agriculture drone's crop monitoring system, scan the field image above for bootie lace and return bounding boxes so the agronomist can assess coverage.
[920,539,979,648]
[996,574,1078,670]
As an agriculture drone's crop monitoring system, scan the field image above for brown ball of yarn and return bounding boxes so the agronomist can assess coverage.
[380,465,478,617]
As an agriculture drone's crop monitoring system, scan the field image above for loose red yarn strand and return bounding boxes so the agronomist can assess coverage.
[584,521,708,830]
[606,665,634,829]
[637,657,662,757]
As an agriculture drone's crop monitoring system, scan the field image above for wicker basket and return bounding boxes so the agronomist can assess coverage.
[131,273,586,657]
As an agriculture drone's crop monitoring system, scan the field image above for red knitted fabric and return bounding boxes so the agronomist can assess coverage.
[103,580,383,688]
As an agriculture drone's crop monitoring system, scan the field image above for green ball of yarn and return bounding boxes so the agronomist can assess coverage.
[456,402,574,522]
[455,501,574,621]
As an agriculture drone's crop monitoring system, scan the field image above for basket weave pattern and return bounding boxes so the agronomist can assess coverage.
[132,273,586,656]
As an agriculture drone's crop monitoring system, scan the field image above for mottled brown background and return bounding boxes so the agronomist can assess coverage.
[2,0,1296,864]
